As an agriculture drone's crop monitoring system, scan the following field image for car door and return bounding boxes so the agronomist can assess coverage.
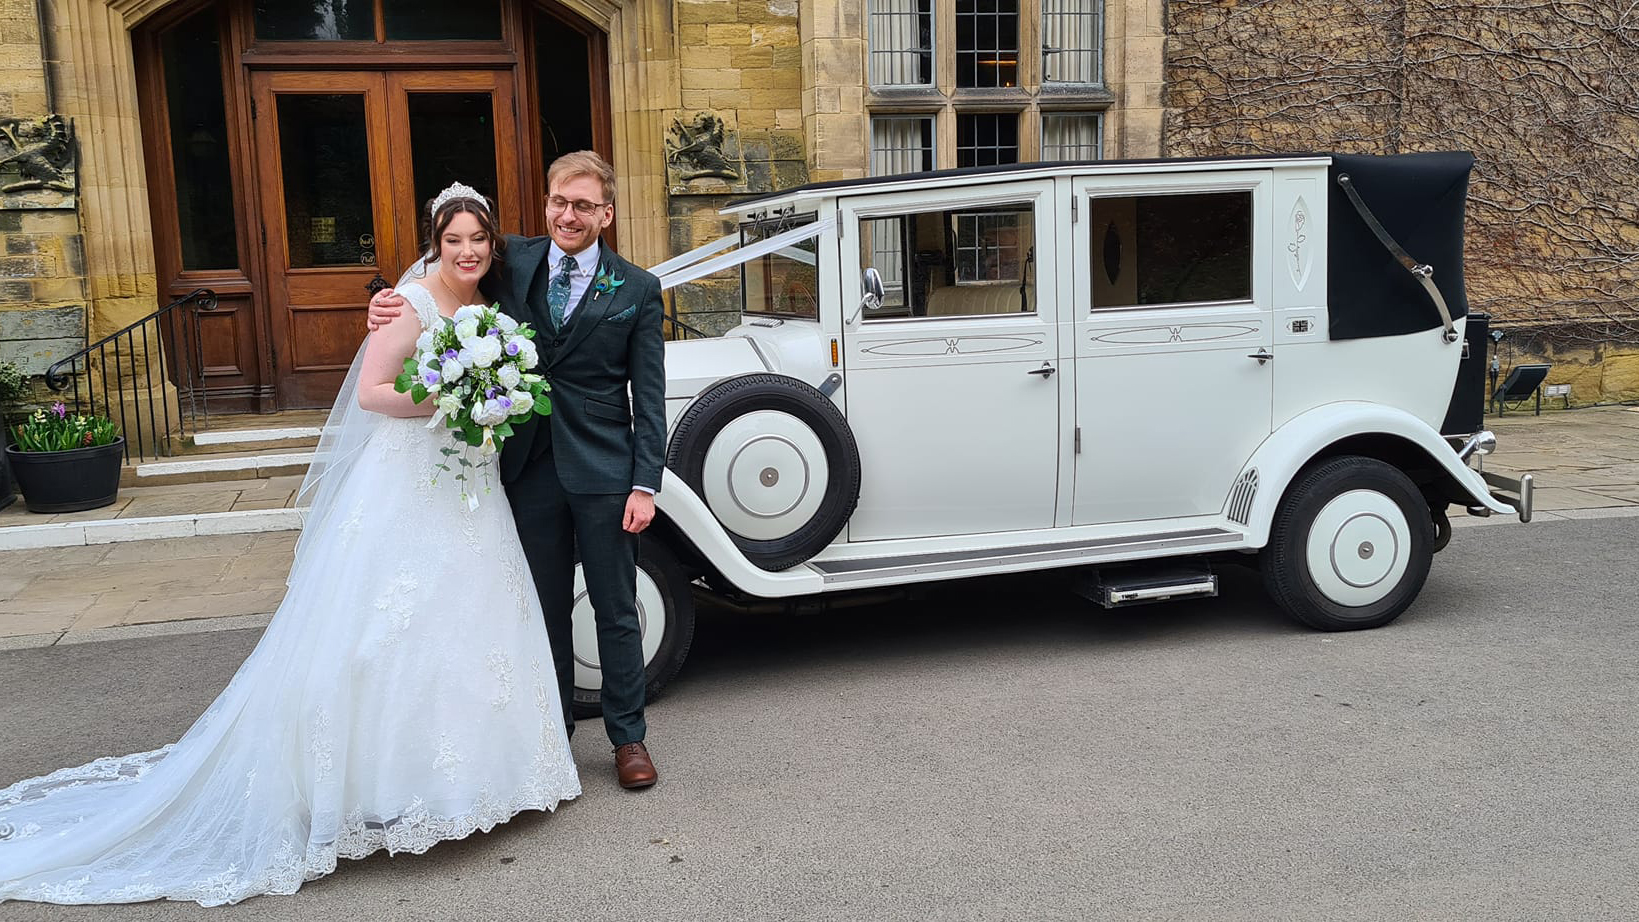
[1069,171,1275,525]
[839,180,1064,541]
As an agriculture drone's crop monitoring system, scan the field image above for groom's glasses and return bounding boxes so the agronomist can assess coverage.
[546,196,611,217]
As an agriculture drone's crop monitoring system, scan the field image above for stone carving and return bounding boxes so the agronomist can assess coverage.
[0,115,76,209]
[665,112,740,183]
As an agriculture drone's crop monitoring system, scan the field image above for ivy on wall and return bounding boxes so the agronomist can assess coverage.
[1165,0,1639,344]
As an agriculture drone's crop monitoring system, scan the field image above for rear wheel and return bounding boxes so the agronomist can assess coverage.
[1261,456,1435,631]
[570,538,696,719]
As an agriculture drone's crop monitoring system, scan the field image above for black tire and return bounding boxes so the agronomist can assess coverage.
[1430,505,1452,553]
[1260,455,1435,631]
[571,538,696,719]
[667,373,861,571]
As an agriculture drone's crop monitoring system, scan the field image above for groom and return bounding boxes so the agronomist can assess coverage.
[369,152,667,790]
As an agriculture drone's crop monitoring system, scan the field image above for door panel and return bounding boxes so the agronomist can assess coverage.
[841,182,1063,542]
[254,70,523,408]
[253,72,395,407]
[1070,175,1274,526]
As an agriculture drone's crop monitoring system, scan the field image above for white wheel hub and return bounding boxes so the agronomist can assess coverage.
[571,561,666,692]
[1305,489,1412,607]
[700,410,829,541]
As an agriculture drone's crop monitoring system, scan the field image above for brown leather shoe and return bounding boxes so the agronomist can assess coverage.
[614,742,658,789]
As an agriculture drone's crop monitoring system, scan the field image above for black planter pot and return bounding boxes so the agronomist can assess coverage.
[0,425,15,512]
[6,437,126,514]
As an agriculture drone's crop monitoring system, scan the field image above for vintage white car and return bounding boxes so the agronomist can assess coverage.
[567,152,1534,715]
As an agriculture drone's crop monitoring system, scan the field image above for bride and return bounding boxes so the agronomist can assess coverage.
[0,184,580,906]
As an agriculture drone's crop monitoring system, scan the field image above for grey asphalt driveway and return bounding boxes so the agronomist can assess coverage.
[2,517,1636,920]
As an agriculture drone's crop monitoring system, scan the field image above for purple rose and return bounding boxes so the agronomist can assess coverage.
[488,328,501,337]
[486,387,498,399]
[505,341,520,356]
[423,371,440,385]
[444,349,459,361]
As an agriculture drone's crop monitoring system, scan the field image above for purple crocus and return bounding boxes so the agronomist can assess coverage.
[485,387,498,399]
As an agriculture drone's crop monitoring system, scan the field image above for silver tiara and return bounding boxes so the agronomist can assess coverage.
[431,182,488,215]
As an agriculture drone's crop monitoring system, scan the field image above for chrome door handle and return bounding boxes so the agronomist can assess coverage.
[1027,363,1056,378]
[1247,349,1273,365]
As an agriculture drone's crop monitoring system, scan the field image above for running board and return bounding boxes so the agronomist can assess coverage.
[810,527,1244,587]
[1073,561,1219,608]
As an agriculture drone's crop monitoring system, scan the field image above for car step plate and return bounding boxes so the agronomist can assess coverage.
[1074,562,1220,609]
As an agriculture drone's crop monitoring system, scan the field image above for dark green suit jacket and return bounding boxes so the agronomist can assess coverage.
[485,236,666,494]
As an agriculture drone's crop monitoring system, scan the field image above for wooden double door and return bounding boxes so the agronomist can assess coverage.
[252,71,523,406]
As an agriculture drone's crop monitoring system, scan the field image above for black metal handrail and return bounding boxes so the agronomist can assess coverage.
[663,313,710,340]
[44,288,218,464]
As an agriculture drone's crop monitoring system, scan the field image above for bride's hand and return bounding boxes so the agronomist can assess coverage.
[367,289,406,332]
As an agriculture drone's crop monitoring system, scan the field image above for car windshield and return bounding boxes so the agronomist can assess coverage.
[742,214,821,319]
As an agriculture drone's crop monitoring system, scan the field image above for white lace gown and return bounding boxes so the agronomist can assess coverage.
[0,284,580,906]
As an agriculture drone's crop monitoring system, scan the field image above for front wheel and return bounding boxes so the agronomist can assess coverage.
[570,538,696,719]
[1261,456,1435,631]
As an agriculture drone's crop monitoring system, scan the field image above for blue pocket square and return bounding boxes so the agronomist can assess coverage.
[607,304,637,322]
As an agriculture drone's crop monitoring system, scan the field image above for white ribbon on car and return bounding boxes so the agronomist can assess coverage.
[655,217,835,291]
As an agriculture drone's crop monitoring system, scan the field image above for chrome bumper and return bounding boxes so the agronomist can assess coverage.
[1477,469,1534,523]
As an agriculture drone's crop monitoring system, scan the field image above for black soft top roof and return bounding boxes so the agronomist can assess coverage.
[1327,151,1475,340]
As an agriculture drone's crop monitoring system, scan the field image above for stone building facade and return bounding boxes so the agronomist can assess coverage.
[10,0,1621,418]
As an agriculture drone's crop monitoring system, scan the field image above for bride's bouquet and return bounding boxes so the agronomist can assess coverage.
[394,304,550,508]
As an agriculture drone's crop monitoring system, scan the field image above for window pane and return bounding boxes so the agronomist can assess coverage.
[870,116,935,176]
[276,95,377,268]
[534,13,594,176]
[859,203,1035,319]
[407,93,499,225]
[868,0,934,86]
[956,0,1019,88]
[742,216,821,319]
[384,0,503,40]
[161,10,237,270]
[956,113,1019,168]
[1042,0,1103,84]
[1089,191,1252,308]
[1041,113,1102,161]
[253,0,373,40]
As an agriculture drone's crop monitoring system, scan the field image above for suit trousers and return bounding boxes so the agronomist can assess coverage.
[506,451,647,746]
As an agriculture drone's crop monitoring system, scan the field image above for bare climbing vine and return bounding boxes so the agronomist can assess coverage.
[1165,0,1639,344]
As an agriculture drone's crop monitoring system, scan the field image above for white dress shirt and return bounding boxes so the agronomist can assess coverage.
[546,241,600,322]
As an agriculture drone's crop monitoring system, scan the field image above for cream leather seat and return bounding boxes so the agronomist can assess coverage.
[924,284,1024,316]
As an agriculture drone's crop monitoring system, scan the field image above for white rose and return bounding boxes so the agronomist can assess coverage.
[497,364,522,389]
[440,357,465,383]
[437,394,461,416]
[467,337,503,368]
[454,319,480,341]
[508,390,535,416]
[453,305,485,324]
[495,312,520,333]
[513,339,539,369]
[415,330,435,353]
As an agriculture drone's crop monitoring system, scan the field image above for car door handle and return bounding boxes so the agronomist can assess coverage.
[1247,349,1273,365]
[1027,363,1056,378]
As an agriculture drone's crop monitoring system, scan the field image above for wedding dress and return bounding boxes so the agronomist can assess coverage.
[0,283,579,906]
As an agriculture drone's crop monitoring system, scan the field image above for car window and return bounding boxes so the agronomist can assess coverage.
[742,214,821,319]
[1089,190,1252,309]
[860,202,1036,320]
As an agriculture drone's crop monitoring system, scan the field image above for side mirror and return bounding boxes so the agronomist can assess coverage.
[849,267,885,324]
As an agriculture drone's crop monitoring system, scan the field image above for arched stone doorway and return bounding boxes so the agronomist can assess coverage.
[128,0,614,409]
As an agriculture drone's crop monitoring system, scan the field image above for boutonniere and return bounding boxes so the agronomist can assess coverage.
[592,264,625,301]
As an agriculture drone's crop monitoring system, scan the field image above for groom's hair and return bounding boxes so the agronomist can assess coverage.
[548,150,617,204]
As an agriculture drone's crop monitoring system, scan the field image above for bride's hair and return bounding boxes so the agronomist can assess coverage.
[419,193,507,277]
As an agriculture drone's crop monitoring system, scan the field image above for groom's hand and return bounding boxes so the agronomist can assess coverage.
[366,289,406,332]
[623,490,655,534]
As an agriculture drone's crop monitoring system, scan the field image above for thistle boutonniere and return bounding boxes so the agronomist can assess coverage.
[592,263,625,301]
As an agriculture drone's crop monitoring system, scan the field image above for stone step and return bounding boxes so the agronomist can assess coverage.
[122,449,314,488]
[177,426,322,456]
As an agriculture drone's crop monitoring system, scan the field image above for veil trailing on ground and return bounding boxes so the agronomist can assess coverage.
[290,257,438,581]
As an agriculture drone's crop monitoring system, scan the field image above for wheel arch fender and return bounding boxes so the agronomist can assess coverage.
[1239,402,1512,546]
[652,469,827,598]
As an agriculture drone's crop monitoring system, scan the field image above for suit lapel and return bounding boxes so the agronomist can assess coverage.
[550,249,624,365]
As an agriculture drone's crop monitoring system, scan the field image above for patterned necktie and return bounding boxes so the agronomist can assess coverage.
[547,255,576,329]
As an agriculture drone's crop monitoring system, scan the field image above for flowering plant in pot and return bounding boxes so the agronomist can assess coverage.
[0,360,22,511]
[5,402,126,513]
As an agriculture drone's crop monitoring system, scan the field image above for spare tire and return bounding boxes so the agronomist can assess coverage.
[667,373,860,571]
